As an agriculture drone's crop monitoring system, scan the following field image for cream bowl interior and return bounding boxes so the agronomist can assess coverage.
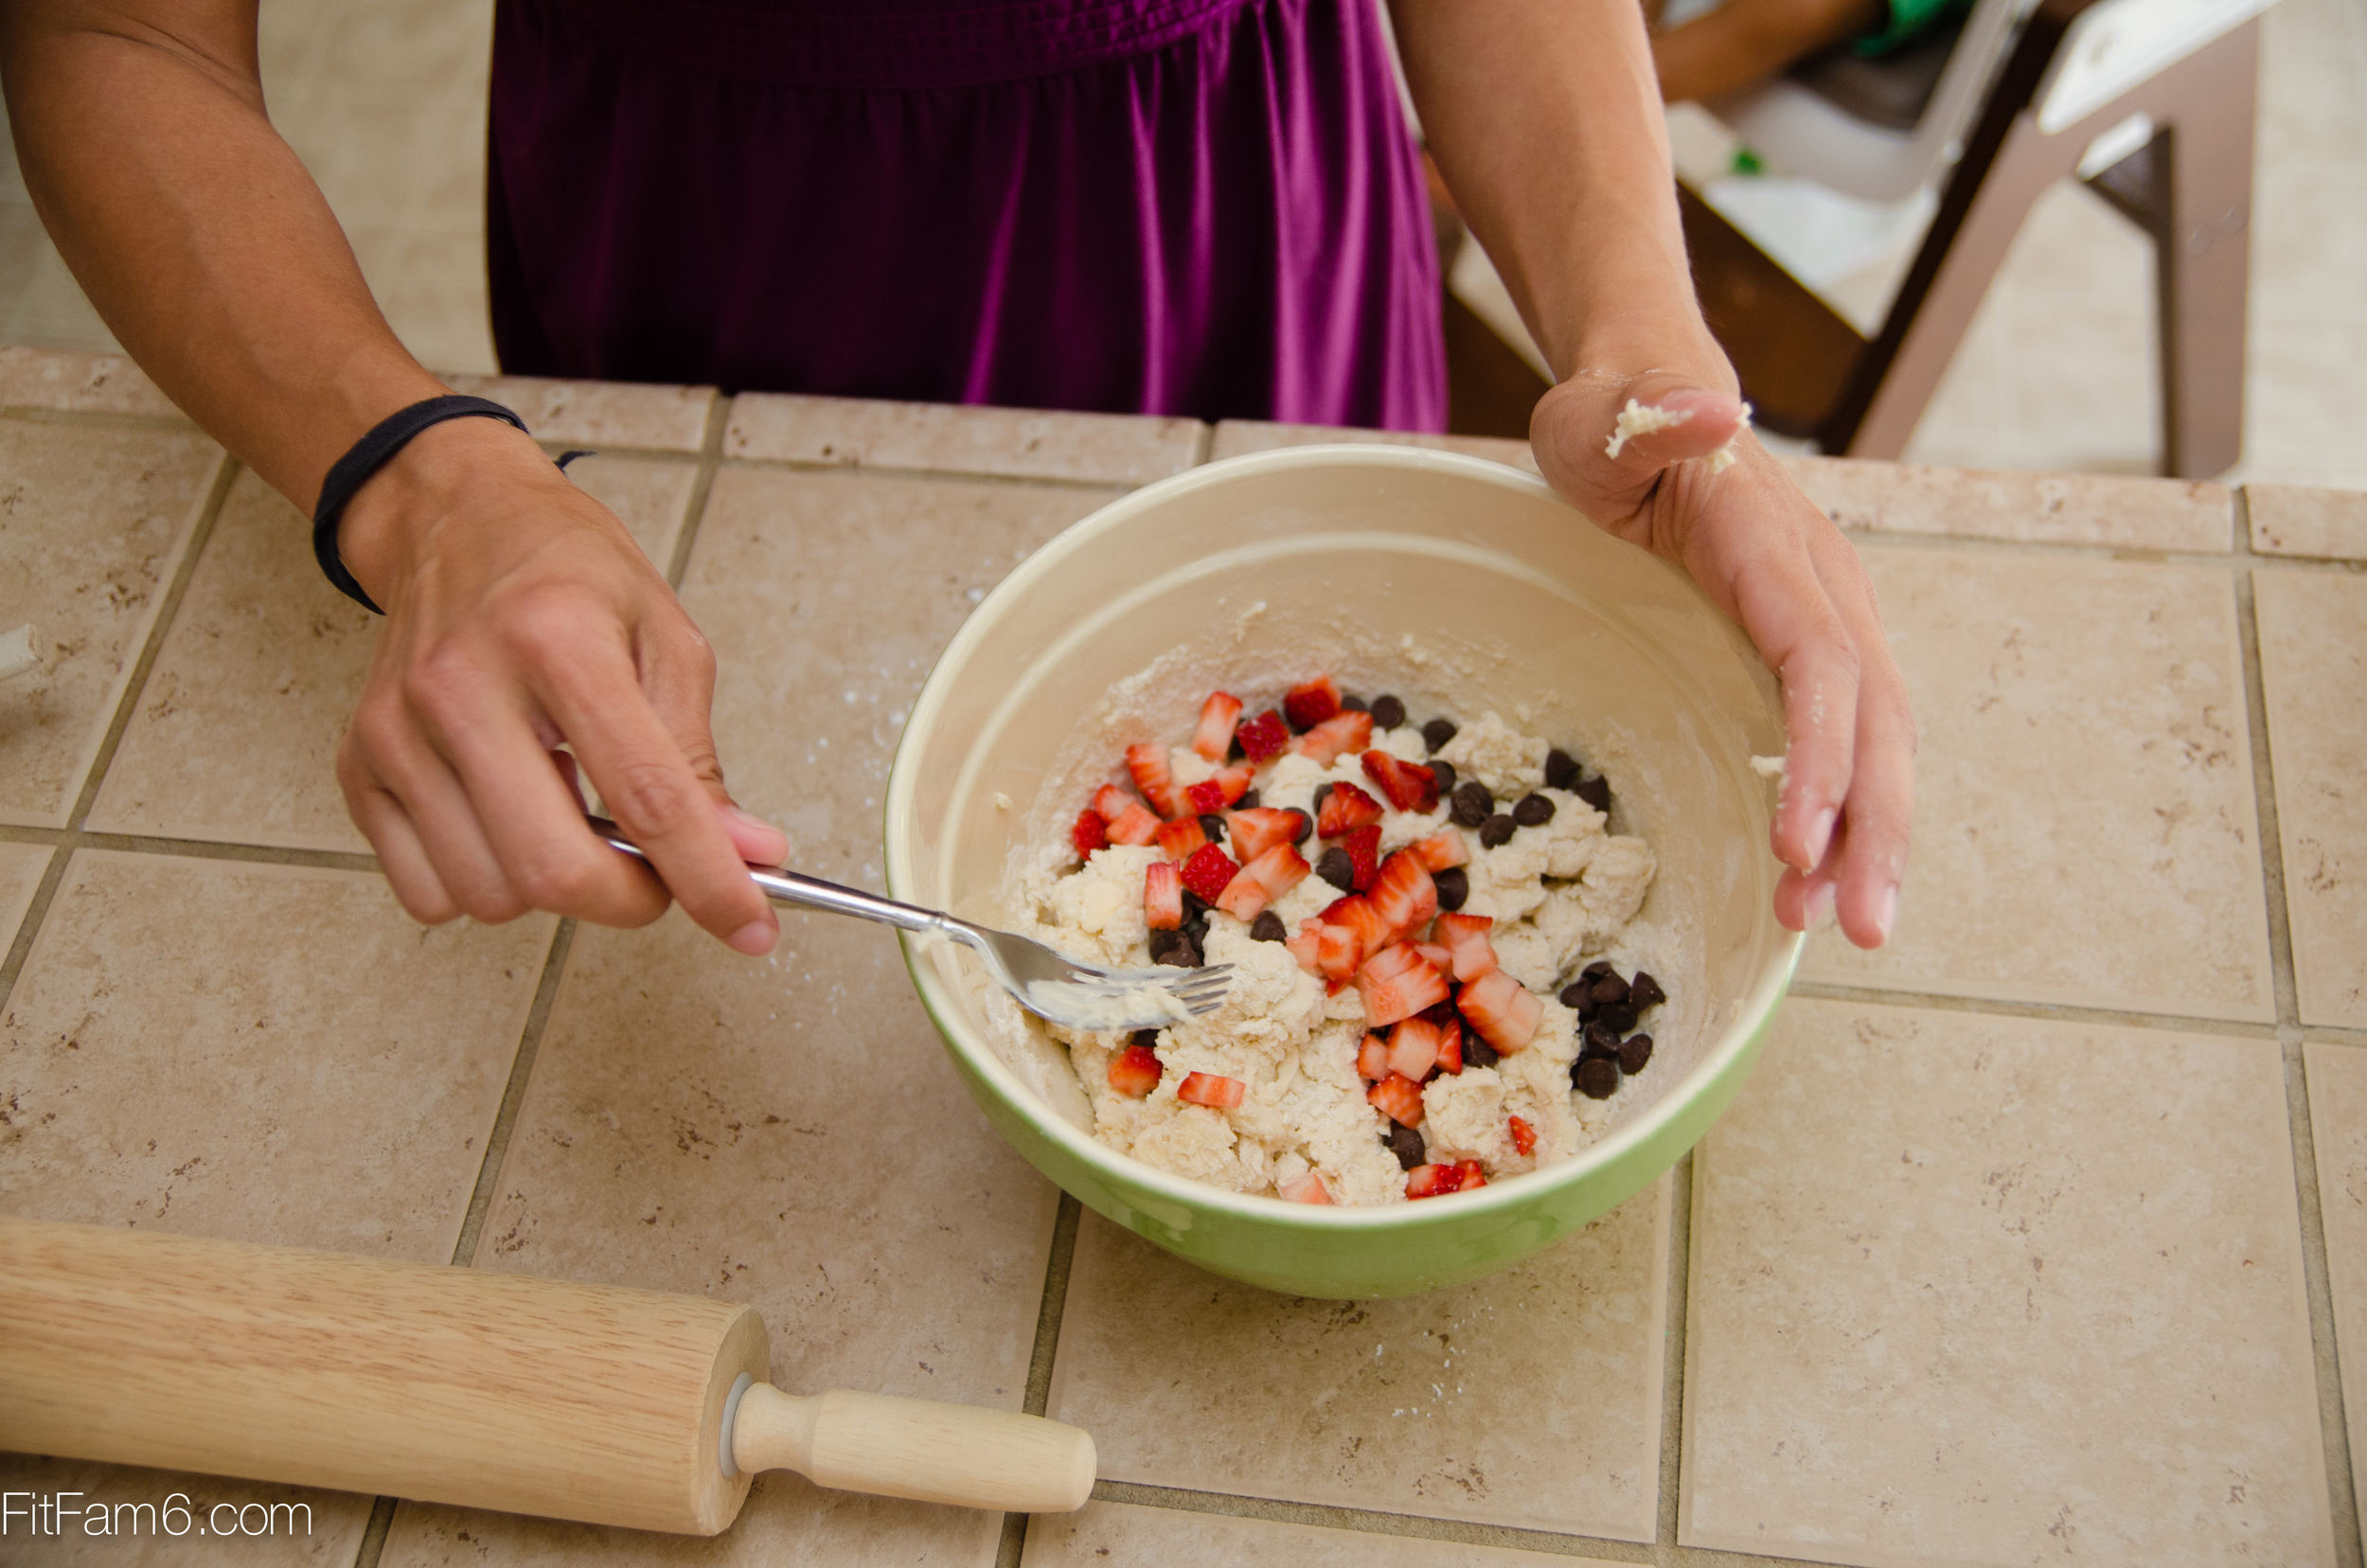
[884,445,1801,1297]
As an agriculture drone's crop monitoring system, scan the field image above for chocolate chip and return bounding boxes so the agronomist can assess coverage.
[1183,915,1210,945]
[1628,971,1667,1011]
[1617,1033,1655,1074]
[1575,1057,1621,1099]
[1581,960,1615,980]
[1558,982,1589,1010]
[1422,718,1458,752]
[1149,929,1201,968]
[1182,890,1210,920]
[1341,694,1369,712]
[1198,812,1226,842]
[1575,775,1612,812]
[1590,974,1629,1007]
[1462,1029,1501,1068]
[1237,788,1261,810]
[1131,1028,1160,1049]
[1478,813,1517,848]
[1512,793,1555,827]
[1311,782,1333,816]
[1385,1120,1428,1171]
[1429,759,1456,795]
[1433,866,1468,912]
[1250,911,1288,943]
[1582,1020,1622,1059]
[1370,694,1406,730]
[1450,780,1494,828]
[1287,808,1314,845]
[1229,734,1246,761]
[1316,846,1356,891]
[1544,748,1580,791]
[1597,1003,1637,1034]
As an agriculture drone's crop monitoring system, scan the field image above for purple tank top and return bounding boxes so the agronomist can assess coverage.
[485,0,1447,430]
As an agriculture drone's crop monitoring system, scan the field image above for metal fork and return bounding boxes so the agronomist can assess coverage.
[586,815,1233,1032]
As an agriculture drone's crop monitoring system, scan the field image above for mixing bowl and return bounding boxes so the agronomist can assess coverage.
[883,445,1800,1299]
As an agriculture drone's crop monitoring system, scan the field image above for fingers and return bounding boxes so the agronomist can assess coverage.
[1599,380,1749,473]
[1815,552,1914,947]
[404,641,674,933]
[339,759,459,925]
[636,615,792,869]
[530,615,778,955]
[1713,516,1861,876]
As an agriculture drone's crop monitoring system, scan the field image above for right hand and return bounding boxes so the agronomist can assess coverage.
[333,415,789,953]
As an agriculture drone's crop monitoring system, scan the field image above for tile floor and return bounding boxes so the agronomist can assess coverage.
[2,356,2364,1568]
[2,0,2362,488]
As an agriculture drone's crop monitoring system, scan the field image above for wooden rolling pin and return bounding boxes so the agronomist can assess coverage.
[0,1217,1094,1534]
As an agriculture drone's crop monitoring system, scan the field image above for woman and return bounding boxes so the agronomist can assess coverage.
[0,0,1911,958]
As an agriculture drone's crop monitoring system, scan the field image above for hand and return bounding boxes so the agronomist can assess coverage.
[1530,366,1914,949]
[334,416,790,953]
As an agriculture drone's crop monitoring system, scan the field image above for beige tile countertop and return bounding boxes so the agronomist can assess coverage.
[3,345,2364,1567]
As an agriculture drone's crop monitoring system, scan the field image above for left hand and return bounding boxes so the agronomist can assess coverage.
[1529,367,1914,949]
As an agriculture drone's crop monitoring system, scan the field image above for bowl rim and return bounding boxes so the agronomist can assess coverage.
[884,442,1803,1227]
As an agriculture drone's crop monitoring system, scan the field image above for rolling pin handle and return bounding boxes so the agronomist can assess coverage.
[730,1383,1095,1514]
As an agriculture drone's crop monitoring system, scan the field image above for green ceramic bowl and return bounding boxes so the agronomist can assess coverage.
[884,445,1800,1299]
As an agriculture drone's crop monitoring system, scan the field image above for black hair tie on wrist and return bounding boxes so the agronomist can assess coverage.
[311,394,532,615]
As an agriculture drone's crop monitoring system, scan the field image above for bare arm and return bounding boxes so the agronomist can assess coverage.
[2,0,788,952]
[1390,0,1914,948]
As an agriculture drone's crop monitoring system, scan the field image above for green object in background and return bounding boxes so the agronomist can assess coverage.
[1852,0,1969,56]
[1731,148,1767,176]
[885,446,1804,1299]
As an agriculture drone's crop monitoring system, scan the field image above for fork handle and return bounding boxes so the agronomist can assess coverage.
[585,815,958,940]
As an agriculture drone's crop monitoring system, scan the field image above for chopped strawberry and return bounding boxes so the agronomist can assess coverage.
[1388,1017,1442,1080]
[1459,968,1543,1055]
[1356,943,1450,1027]
[1144,860,1184,930]
[1452,1159,1487,1190]
[1508,1114,1537,1156]
[1361,751,1439,813]
[1434,1016,1464,1075]
[1286,922,1325,975]
[1366,851,1438,939]
[1106,802,1162,846]
[1184,764,1255,816]
[1093,784,1133,823]
[1235,708,1290,761]
[1108,1043,1162,1098]
[1283,675,1343,731]
[1226,807,1303,863]
[1337,825,1382,891]
[1192,691,1244,760]
[1127,742,1181,817]
[1073,810,1110,860]
[1154,816,1208,862]
[1367,1072,1426,1128]
[1291,711,1375,766]
[1216,844,1309,921]
[1316,781,1384,838]
[1177,1070,1245,1110]
[1405,1163,1462,1200]
[1305,925,1351,986]
[1178,843,1241,904]
[1434,912,1499,982]
[1356,1031,1391,1081]
[1406,830,1469,871]
[1415,941,1452,971]
[1278,1172,1334,1204]
[1317,893,1391,967]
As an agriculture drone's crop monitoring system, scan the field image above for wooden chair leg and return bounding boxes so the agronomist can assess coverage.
[2155,24,2256,478]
